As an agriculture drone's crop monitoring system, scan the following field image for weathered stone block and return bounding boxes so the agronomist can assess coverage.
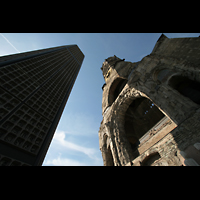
[99,34,200,166]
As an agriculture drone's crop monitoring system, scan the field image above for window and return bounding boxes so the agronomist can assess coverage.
[181,143,200,166]
[108,78,127,105]
[124,97,165,152]
[141,152,161,166]
[169,75,200,105]
[103,135,114,166]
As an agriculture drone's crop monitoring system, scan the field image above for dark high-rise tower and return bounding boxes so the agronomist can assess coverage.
[0,45,84,166]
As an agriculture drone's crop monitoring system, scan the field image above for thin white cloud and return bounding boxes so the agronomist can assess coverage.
[43,129,103,166]
[0,33,20,53]
[53,130,97,159]
[59,112,98,136]
[44,155,85,166]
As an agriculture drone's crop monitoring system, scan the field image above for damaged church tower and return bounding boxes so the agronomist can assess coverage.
[99,34,200,166]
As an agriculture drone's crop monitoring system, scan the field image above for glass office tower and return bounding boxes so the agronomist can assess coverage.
[0,45,84,166]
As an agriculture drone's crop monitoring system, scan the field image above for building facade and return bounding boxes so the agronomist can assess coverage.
[99,34,200,166]
[0,45,84,166]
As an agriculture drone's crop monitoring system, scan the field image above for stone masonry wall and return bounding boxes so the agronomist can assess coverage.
[99,34,200,166]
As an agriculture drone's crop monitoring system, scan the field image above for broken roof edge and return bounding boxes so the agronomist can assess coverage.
[151,33,169,55]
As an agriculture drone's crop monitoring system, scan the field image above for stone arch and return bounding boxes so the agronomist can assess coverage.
[140,152,161,166]
[124,97,165,153]
[152,67,177,83]
[108,77,128,106]
[152,64,200,86]
[168,75,200,105]
[109,84,176,165]
[180,142,200,166]
[102,133,114,166]
[109,87,142,165]
[150,66,200,125]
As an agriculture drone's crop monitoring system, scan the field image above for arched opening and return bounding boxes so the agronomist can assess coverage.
[103,135,114,166]
[169,75,200,105]
[153,68,176,83]
[106,146,114,166]
[108,78,128,105]
[180,143,200,166]
[141,152,161,166]
[124,97,165,153]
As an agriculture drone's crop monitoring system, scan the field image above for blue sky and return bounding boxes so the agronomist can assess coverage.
[0,33,200,166]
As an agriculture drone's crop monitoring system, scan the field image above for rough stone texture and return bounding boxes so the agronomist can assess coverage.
[99,34,200,166]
